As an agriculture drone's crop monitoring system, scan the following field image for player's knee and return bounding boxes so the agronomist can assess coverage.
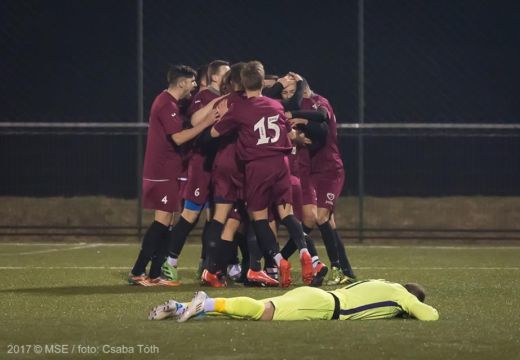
[181,204,201,223]
[316,210,331,226]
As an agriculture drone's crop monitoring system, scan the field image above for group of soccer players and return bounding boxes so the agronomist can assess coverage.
[128,59,357,289]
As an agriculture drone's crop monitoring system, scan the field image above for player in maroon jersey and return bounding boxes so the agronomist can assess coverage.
[128,64,218,286]
[263,72,330,286]
[289,79,356,284]
[210,61,314,288]
[199,63,248,287]
[161,60,230,282]
[196,62,278,288]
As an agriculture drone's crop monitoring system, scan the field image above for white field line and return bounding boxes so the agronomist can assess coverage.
[2,243,520,250]
[0,244,101,256]
[0,266,518,271]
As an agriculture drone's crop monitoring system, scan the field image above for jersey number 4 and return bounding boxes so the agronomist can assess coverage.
[254,115,280,145]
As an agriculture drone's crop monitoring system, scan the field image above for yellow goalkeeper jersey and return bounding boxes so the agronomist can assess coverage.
[330,279,439,321]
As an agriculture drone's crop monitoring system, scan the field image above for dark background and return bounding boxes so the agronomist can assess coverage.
[1,0,519,197]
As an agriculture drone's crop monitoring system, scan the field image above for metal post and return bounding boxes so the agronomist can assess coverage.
[357,0,365,242]
[136,0,144,241]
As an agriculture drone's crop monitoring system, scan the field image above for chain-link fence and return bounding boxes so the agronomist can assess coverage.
[1,0,519,241]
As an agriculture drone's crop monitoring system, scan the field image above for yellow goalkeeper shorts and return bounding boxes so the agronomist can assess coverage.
[265,286,335,321]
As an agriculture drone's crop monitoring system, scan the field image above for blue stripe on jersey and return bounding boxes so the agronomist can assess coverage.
[340,301,402,315]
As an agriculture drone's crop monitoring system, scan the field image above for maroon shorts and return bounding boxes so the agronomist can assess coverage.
[142,178,181,213]
[290,175,303,221]
[311,168,345,211]
[228,200,246,222]
[212,150,244,204]
[300,174,317,206]
[183,153,211,205]
[245,156,292,212]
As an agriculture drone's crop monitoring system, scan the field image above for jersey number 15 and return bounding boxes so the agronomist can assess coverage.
[254,115,280,145]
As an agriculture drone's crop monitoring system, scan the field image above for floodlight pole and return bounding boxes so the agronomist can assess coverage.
[357,0,365,242]
[136,0,144,242]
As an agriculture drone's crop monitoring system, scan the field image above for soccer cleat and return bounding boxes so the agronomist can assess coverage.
[247,269,279,287]
[127,273,152,286]
[310,262,328,287]
[148,277,182,287]
[227,263,242,281]
[177,291,208,323]
[201,269,227,288]
[300,251,314,285]
[161,261,179,282]
[278,259,292,288]
[326,266,353,285]
[148,300,186,321]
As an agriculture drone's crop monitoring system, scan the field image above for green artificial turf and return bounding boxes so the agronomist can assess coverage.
[0,243,519,359]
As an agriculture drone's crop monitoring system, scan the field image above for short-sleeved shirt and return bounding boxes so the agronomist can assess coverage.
[143,91,185,180]
[186,87,220,117]
[214,95,292,161]
[301,94,343,173]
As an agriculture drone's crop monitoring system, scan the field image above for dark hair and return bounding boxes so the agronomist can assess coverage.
[404,283,426,302]
[207,60,230,84]
[220,71,231,94]
[167,64,196,86]
[265,74,279,81]
[196,64,209,87]
[241,60,265,91]
[220,63,245,94]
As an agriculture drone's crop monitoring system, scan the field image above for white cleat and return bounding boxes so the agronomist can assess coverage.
[148,300,185,320]
[177,291,207,323]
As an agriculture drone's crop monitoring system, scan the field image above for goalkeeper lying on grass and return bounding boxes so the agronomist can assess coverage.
[148,279,439,322]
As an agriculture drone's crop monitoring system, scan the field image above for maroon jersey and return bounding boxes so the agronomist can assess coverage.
[212,92,246,202]
[143,91,185,180]
[181,87,221,204]
[214,95,292,161]
[301,94,343,173]
[186,87,220,117]
[288,146,299,177]
[213,91,245,168]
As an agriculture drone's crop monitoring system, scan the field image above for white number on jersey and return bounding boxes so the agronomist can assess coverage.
[254,115,281,145]
[161,196,168,204]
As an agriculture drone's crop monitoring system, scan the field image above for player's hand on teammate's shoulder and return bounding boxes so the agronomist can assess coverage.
[216,99,229,119]
[205,108,220,125]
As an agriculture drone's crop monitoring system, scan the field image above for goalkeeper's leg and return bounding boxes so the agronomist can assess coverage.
[208,297,268,320]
